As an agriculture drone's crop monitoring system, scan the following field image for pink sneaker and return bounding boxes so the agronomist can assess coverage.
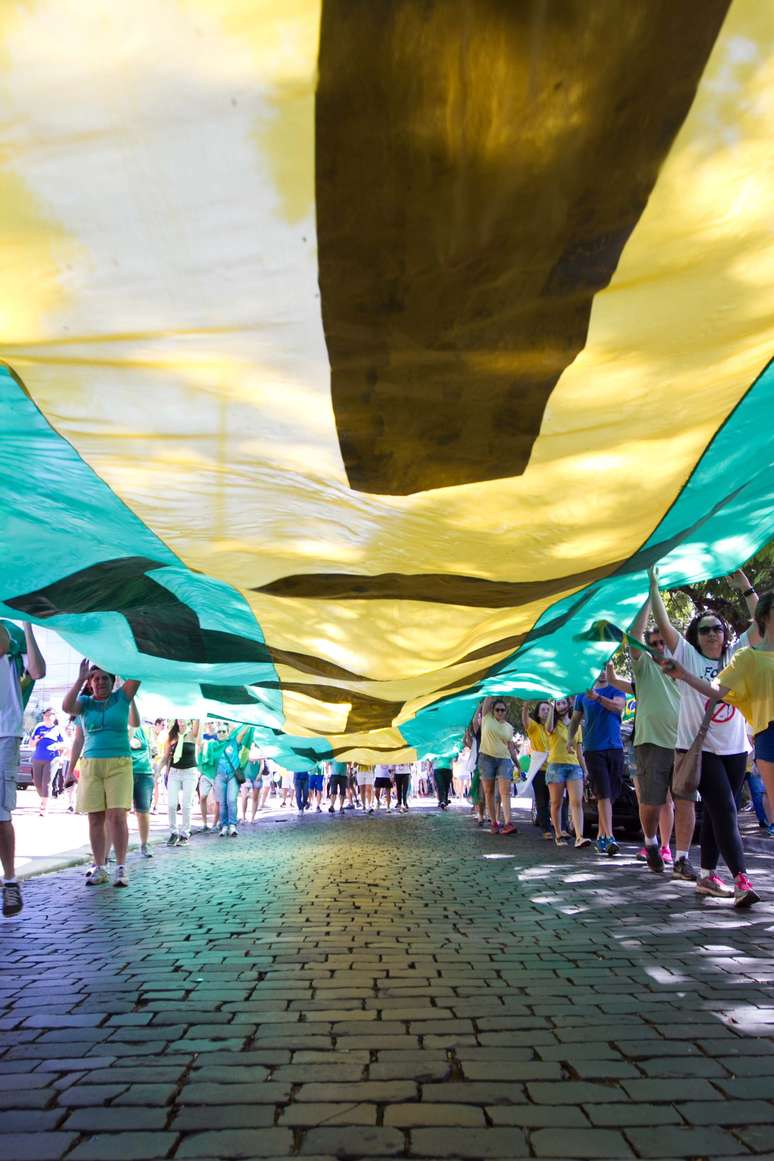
[659,846,673,863]
[734,873,760,908]
[635,847,647,862]
[490,821,500,835]
[696,872,733,898]
[500,823,518,836]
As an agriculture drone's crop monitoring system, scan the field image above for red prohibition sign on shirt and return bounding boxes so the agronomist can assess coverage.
[706,698,736,724]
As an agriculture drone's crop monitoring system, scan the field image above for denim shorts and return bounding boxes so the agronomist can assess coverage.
[132,773,155,813]
[309,773,324,792]
[754,721,774,763]
[478,754,513,781]
[546,762,583,785]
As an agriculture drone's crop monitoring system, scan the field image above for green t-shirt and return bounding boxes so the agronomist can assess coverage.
[129,726,154,775]
[632,651,679,749]
[80,689,132,759]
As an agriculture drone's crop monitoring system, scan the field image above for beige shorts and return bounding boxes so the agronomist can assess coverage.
[77,757,133,813]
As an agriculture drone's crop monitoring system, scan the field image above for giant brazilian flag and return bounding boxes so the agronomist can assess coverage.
[1,0,772,764]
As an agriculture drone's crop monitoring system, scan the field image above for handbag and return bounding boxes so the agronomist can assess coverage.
[672,697,718,799]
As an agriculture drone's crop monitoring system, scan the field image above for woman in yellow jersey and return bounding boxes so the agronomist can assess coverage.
[661,591,774,908]
[478,698,520,836]
[545,698,591,849]
[521,702,552,838]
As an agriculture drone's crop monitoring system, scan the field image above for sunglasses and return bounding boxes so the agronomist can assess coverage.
[698,624,723,634]
[493,706,507,713]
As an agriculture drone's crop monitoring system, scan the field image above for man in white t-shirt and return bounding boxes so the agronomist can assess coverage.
[0,620,46,918]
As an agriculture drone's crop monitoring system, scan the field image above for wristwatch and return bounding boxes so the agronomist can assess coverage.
[743,586,756,598]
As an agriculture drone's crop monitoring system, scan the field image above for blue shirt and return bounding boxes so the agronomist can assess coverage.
[575,686,624,752]
[31,722,63,763]
[80,690,132,758]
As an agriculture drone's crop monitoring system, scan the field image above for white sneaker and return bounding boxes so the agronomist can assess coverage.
[86,866,109,886]
[140,844,153,858]
[228,824,238,837]
[113,865,129,888]
[219,825,228,837]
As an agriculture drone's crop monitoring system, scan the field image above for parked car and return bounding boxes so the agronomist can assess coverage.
[16,740,34,790]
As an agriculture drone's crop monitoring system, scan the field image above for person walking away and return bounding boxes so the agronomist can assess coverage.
[650,565,760,904]
[328,760,349,814]
[394,762,412,813]
[240,742,264,822]
[164,719,200,846]
[127,703,155,858]
[478,698,519,836]
[294,768,310,813]
[29,707,63,817]
[1,621,45,916]
[374,765,393,811]
[62,661,141,887]
[309,762,325,811]
[567,676,626,855]
[432,756,453,809]
[545,698,591,848]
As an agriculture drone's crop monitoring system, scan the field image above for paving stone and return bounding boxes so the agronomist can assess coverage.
[68,1132,180,1160]
[57,1085,128,1106]
[586,1103,684,1126]
[385,1103,486,1126]
[179,1081,291,1104]
[676,1098,774,1124]
[421,1082,527,1104]
[172,1104,276,1130]
[621,1078,719,1102]
[0,1110,67,1131]
[111,1083,178,1105]
[369,1060,450,1081]
[295,1081,418,1102]
[0,1134,78,1160]
[487,1105,590,1128]
[624,1125,751,1158]
[63,1107,169,1131]
[410,1127,529,1156]
[531,1127,634,1157]
[0,1089,53,1109]
[461,1061,562,1081]
[528,1081,627,1104]
[278,1102,377,1126]
[300,1127,405,1156]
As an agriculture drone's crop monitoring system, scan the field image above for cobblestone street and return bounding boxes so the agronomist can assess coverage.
[2,807,774,1161]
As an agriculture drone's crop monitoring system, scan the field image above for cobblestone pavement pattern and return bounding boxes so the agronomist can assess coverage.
[2,809,774,1161]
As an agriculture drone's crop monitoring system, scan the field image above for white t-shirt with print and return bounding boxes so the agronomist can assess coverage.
[0,655,25,738]
[670,633,750,755]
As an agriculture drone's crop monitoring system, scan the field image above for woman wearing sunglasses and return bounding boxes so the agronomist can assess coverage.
[649,567,761,906]
[62,660,141,888]
[478,698,519,835]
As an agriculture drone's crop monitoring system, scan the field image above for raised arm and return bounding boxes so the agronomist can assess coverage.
[23,623,46,680]
[728,568,761,645]
[480,697,495,718]
[648,567,680,652]
[566,706,584,752]
[587,688,626,715]
[544,702,557,735]
[121,679,141,702]
[128,700,140,728]
[62,657,90,715]
[521,704,531,734]
[629,598,651,644]
[69,722,85,773]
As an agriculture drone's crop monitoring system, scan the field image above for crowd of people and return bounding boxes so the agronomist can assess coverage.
[2,566,773,917]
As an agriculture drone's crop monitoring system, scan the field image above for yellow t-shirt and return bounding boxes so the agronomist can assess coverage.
[547,719,582,767]
[526,719,549,754]
[719,647,774,736]
[480,713,514,759]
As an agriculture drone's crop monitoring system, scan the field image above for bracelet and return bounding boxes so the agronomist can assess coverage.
[743,586,756,598]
